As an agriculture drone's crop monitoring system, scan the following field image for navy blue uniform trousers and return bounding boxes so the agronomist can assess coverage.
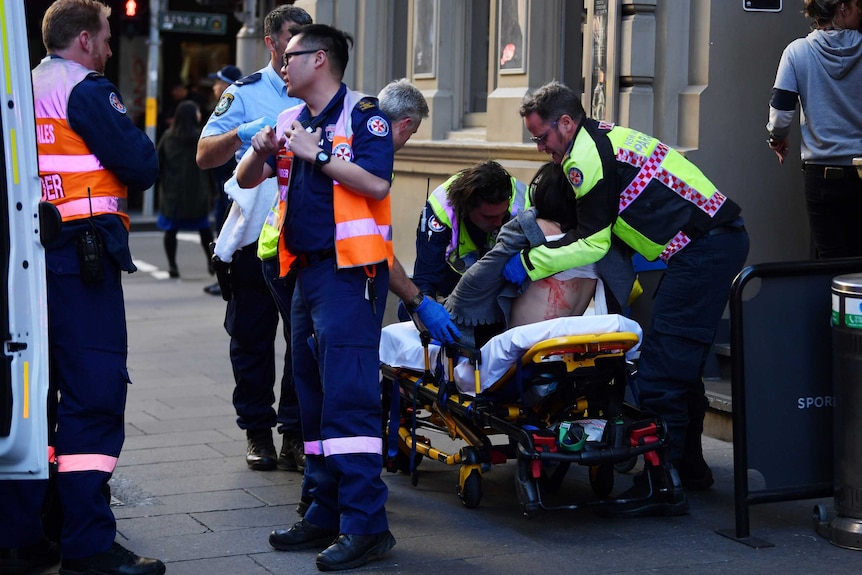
[225,243,299,434]
[292,260,390,535]
[635,227,750,463]
[0,237,127,558]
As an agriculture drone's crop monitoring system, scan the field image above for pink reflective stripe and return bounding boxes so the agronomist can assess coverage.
[57,453,118,473]
[304,440,324,456]
[618,142,668,212]
[39,154,104,173]
[378,224,392,241]
[322,436,382,456]
[56,197,126,219]
[659,231,691,263]
[618,142,726,217]
[335,218,386,241]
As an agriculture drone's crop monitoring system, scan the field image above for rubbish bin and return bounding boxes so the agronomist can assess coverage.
[816,273,862,549]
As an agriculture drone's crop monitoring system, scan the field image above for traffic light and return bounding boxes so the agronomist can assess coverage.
[121,0,147,37]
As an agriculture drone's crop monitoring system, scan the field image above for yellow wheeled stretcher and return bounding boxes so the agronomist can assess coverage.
[379,314,667,516]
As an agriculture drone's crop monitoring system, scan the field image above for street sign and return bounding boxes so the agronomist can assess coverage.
[160,11,227,36]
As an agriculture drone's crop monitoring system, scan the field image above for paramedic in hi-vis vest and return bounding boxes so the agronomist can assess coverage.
[404,160,527,344]
[0,1,164,574]
[511,81,749,518]
[236,24,396,572]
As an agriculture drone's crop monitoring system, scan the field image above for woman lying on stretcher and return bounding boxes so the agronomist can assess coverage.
[444,162,633,347]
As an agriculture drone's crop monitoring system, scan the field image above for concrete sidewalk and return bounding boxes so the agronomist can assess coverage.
[37,231,862,574]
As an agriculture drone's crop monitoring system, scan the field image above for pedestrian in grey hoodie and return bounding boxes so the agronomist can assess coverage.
[767,0,862,259]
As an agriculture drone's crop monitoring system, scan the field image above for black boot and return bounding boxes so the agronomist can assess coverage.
[678,398,714,491]
[269,519,338,551]
[316,531,396,571]
[59,542,165,575]
[597,462,689,518]
[0,538,60,575]
[277,432,306,472]
[246,429,277,471]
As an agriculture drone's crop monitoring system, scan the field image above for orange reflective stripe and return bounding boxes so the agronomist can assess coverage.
[57,453,118,473]
[36,118,94,153]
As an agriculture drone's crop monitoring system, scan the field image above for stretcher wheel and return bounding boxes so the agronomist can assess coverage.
[813,503,828,523]
[458,469,483,509]
[589,463,614,498]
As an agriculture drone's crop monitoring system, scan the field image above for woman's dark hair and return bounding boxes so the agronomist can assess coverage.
[168,100,201,144]
[530,162,579,232]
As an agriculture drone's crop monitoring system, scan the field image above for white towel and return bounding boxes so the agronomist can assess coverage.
[213,153,278,263]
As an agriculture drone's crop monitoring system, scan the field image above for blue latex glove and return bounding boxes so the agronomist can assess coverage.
[503,252,528,286]
[237,117,276,143]
[414,296,461,344]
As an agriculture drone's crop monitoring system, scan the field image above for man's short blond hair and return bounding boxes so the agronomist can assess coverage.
[42,0,110,53]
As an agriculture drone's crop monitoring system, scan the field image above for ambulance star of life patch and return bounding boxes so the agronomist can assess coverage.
[568,166,584,187]
[428,215,445,233]
[109,92,126,114]
[214,93,234,116]
[366,115,389,137]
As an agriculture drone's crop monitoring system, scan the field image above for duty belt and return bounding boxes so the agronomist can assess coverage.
[291,248,335,270]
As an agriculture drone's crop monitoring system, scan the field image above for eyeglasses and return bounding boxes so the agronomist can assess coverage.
[282,48,327,67]
[529,119,559,144]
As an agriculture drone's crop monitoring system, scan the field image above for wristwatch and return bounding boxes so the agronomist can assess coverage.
[405,292,425,312]
[315,149,331,169]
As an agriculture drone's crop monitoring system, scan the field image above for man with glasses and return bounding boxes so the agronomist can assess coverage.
[236,24,397,571]
[196,5,311,476]
[509,80,749,517]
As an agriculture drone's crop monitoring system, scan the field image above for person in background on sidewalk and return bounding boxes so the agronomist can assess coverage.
[156,100,214,279]
[766,0,862,259]
[513,80,749,517]
[237,23,397,571]
[196,4,312,475]
[0,1,165,574]
[202,64,242,297]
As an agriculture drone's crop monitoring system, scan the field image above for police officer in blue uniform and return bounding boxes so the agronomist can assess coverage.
[236,24,398,572]
[197,4,311,474]
[0,2,163,574]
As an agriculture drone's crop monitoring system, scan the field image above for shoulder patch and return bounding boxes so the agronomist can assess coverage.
[214,93,234,116]
[234,72,262,86]
[357,96,378,111]
[567,166,584,188]
[428,215,445,233]
[108,92,126,114]
[366,115,390,137]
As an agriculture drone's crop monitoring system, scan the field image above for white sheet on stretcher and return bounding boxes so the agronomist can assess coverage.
[378,314,642,396]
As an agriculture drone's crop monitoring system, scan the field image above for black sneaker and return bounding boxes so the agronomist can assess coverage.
[0,538,60,575]
[316,531,396,571]
[59,542,165,575]
[246,429,277,471]
[597,464,689,518]
[202,282,221,296]
[278,433,306,472]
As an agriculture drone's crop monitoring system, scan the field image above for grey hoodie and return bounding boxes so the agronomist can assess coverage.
[770,29,862,163]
